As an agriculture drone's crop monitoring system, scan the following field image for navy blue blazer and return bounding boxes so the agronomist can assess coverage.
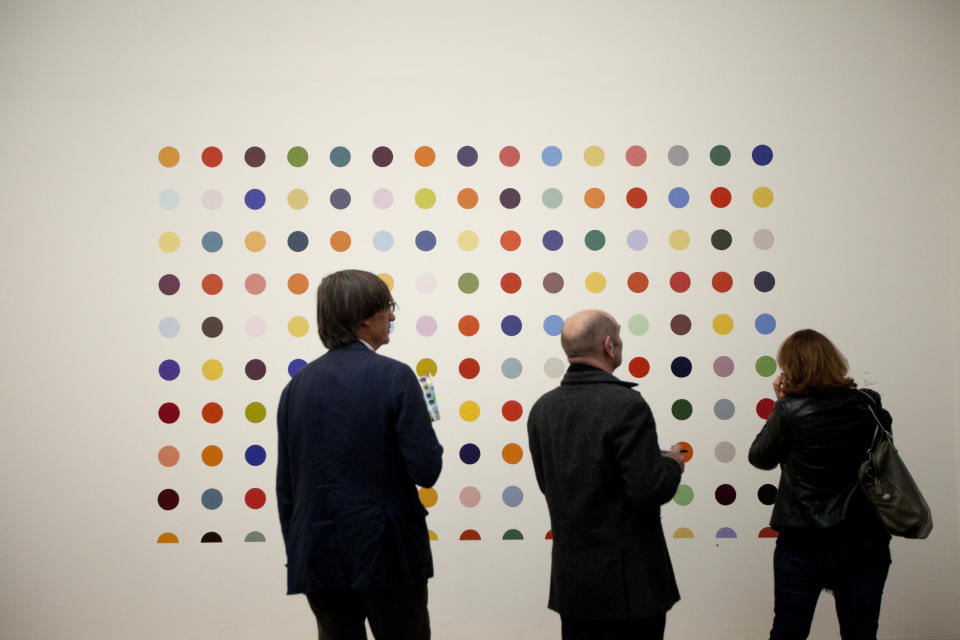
[276,341,443,594]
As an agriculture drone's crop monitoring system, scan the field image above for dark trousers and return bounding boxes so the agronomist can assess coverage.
[306,584,429,640]
[561,613,666,640]
[770,544,891,640]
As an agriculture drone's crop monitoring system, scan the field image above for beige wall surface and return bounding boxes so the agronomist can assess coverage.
[1,1,958,638]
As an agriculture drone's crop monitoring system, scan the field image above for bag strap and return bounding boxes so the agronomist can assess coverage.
[858,389,892,445]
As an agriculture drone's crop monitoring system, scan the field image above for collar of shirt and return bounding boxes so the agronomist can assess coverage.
[358,339,375,351]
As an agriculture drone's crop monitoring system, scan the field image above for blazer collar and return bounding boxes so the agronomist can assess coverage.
[560,367,637,388]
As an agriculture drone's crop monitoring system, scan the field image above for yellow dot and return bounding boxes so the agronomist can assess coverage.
[202,359,224,380]
[459,401,480,422]
[584,145,605,166]
[378,273,395,290]
[158,146,179,167]
[673,527,695,539]
[415,188,437,209]
[416,358,438,377]
[669,229,690,250]
[245,231,266,252]
[419,488,438,508]
[428,530,438,541]
[287,188,309,210]
[585,272,607,293]
[753,186,774,208]
[288,316,309,337]
[713,314,734,335]
[458,230,479,251]
[158,232,180,253]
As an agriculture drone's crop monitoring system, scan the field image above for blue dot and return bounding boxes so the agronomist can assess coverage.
[669,187,690,208]
[373,230,394,251]
[542,230,564,251]
[158,317,180,338]
[201,488,223,510]
[158,359,180,381]
[288,359,307,377]
[329,146,351,167]
[501,358,523,379]
[457,146,478,167]
[543,315,564,336]
[752,145,773,166]
[330,188,351,210]
[158,189,180,210]
[502,486,524,507]
[541,146,563,166]
[287,231,309,252]
[201,231,223,253]
[245,445,267,466]
[460,443,481,464]
[671,356,693,378]
[415,230,437,251]
[245,189,266,210]
[501,315,522,336]
[755,313,777,335]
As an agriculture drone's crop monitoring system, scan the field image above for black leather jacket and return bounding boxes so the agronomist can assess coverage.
[749,388,892,535]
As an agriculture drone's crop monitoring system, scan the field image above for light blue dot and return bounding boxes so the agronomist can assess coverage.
[627,230,648,251]
[201,489,223,510]
[158,317,180,338]
[201,231,223,253]
[501,358,523,379]
[502,486,524,507]
[669,187,690,208]
[158,189,180,210]
[373,230,394,251]
[541,146,563,167]
[755,313,777,335]
[543,315,564,336]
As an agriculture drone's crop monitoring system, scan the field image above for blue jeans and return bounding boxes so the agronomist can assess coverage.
[770,544,891,640]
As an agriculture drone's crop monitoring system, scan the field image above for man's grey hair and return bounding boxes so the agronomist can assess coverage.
[561,313,619,359]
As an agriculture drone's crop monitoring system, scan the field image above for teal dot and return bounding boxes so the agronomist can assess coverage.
[710,145,731,166]
[756,356,777,377]
[628,314,649,336]
[329,146,350,167]
[584,230,606,251]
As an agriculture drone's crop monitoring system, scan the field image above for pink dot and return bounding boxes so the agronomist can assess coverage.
[713,356,735,377]
[245,273,266,294]
[625,145,647,166]
[372,188,394,209]
[499,146,520,167]
[416,315,438,336]
[202,189,223,210]
[246,316,266,337]
[459,486,481,507]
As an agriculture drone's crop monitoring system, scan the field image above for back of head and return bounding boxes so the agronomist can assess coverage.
[561,311,619,360]
[777,329,856,395]
[316,270,393,349]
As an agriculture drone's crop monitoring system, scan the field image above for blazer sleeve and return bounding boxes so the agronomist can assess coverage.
[275,383,293,542]
[749,399,789,470]
[526,400,546,493]
[609,395,682,508]
[391,365,444,488]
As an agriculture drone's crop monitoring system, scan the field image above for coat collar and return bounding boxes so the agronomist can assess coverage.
[560,366,637,388]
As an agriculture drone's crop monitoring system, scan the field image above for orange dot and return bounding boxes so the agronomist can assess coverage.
[678,441,694,463]
[415,146,436,167]
[330,231,352,252]
[201,445,223,467]
[502,443,523,464]
[288,273,309,294]
[500,230,521,251]
[457,188,479,209]
[627,272,649,293]
[584,188,606,209]
[158,146,180,167]
[458,315,480,336]
[245,231,266,252]
[201,402,223,423]
[201,274,223,295]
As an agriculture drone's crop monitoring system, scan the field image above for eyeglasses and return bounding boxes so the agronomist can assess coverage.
[385,301,397,313]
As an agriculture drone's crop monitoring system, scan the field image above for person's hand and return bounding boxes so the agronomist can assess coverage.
[662,443,685,472]
[772,374,786,400]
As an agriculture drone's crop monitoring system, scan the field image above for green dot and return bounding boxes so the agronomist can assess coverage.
[673,485,694,506]
[628,314,649,336]
[584,230,606,251]
[710,145,731,166]
[245,402,266,423]
[542,188,563,209]
[415,188,437,209]
[458,273,479,294]
[502,529,524,540]
[756,356,777,377]
[671,399,693,420]
[711,229,733,250]
[287,146,308,167]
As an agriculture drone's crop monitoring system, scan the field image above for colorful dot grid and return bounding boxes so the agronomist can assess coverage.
[154,143,779,544]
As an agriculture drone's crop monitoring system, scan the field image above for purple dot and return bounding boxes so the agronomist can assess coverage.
[501,315,522,336]
[416,316,438,336]
[245,146,265,167]
[245,359,266,380]
[245,189,265,210]
[159,274,180,295]
[372,146,394,167]
[542,230,564,251]
[754,271,775,292]
[158,359,180,381]
[457,146,478,167]
[627,230,648,251]
[415,230,437,251]
[330,188,351,210]
[713,356,735,377]
[500,188,521,209]
[459,443,481,464]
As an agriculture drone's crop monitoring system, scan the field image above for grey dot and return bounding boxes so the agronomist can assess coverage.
[715,441,736,463]
[714,399,735,420]
[668,145,689,166]
[754,229,775,250]
[544,357,566,378]
[501,358,523,379]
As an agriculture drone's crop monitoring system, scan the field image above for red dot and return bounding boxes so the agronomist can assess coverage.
[710,187,732,208]
[499,146,520,167]
[500,230,521,251]
[460,529,482,541]
[669,272,691,293]
[201,402,223,424]
[459,358,480,379]
[458,315,480,336]
[202,274,223,295]
[245,488,267,509]
[545,530,553,540]
[158,402,180,424]
[502,401,523,421]
[756,398,776,419]
[712,271,733,293]
[627,272,649,293]
[201,146,223,167]
[629,357,650,378]
[500,272,522,293]
[626,187,648,209]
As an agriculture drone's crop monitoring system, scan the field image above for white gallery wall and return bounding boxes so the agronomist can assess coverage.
[1,1,958,639]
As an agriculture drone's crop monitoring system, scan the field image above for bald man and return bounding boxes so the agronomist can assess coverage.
[527,310,686,640]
